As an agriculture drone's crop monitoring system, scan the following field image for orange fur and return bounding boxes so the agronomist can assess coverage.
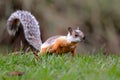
[39,37,78,56]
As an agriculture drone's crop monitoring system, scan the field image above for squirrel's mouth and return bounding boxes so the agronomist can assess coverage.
[72,39,81,43]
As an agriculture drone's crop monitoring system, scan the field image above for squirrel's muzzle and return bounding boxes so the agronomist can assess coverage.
[82,36,86,40]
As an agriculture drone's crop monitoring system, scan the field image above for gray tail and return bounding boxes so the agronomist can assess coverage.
[7,10,42,50]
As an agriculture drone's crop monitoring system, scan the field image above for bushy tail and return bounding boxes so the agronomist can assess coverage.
[7,10,42,50]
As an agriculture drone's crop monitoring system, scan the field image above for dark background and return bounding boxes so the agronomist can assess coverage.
[0,0,120,54]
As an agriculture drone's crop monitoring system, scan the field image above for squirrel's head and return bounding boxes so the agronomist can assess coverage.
[67,27,85,43]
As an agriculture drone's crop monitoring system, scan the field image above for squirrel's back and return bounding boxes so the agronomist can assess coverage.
[7,10,42,50]
[40,35,78,55]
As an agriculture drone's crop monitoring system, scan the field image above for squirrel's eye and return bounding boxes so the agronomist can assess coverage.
[75,34,78,37]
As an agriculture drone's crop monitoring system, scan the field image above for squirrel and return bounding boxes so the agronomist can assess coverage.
[7,10,85,56]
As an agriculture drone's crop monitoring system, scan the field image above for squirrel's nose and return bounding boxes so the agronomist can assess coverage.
[82,36,86,40]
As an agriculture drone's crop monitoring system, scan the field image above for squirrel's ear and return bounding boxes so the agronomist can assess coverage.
[68,27,72,32]
[68,27,72,34]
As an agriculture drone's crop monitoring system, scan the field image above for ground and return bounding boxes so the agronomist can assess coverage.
[0,53,120,80]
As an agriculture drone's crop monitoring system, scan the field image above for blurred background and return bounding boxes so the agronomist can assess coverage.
[0,0,120,55]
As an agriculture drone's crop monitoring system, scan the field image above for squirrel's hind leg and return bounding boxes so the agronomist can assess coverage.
[38,47,48,55]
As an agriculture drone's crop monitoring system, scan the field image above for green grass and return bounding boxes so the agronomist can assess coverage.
[0,53,120,80]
